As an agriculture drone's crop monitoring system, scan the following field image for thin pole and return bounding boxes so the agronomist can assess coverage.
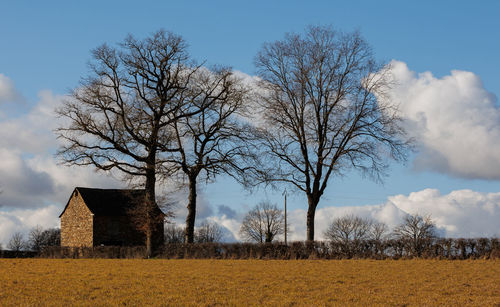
[284,189,287,245]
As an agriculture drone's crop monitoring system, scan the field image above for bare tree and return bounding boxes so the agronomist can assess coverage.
[28,226,45,252]
[56,30,214,256]
[28,226,61,251]
[324,216,389,257]
[39,228,61,248]
[324,215,372,243]
[163,67,252,243]
[164,224,185,243]
[370,221,389,241]
[195,221,223,243]
[239,201,286,243]
[253,26,409,241]
[392,213,437,257]
[7,232,27,251]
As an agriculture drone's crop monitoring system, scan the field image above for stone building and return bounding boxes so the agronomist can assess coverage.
[59,187,164,247]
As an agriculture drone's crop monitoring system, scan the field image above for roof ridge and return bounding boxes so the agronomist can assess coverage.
[59,187,155,218]
[75,187,144,191]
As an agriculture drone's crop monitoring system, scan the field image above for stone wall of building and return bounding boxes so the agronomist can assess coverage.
[60,191,93,247]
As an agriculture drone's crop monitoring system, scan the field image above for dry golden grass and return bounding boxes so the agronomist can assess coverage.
[0,259,498,306]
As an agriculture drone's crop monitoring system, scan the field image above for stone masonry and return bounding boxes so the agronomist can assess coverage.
[60,190,93,247]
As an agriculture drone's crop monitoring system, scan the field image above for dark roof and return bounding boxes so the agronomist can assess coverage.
[59,187,164,218]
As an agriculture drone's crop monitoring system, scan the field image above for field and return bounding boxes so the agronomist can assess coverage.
[0,259,498,306]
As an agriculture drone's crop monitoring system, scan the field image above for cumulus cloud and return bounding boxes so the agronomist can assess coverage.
[0,89,123,210]
[0,153,122,210]
[0,205,60,246]
[0,91,66,153]
[217,204,237,219]
[387,189,500,238]
[208,214,243,242]
[231,70,269,127]
[386,61,500,179]
[0,149,55,208]
[205,188,500,242]
[0,74,24,104]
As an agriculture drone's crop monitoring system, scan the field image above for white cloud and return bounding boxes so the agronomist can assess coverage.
[203,188,500,242]
[0,205,60,247]
[232,70,269,128]
[0,149,56,208]
[205,215,239,242]
[0,74,23,104]
[0,87,124,212]
[387,188,500,238]
[0,91,66,153]
[386,61,500,179]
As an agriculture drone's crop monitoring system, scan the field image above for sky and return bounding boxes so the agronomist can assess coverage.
[1,1,499,245]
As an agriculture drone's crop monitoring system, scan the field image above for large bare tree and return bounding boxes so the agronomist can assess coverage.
[163,68,252,243]
[56,30,213,256]
[239,201,286,243]
[253,26,409,241]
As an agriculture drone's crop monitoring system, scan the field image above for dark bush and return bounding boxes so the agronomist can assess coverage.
[38,246,146,259]
[4,237,497,259]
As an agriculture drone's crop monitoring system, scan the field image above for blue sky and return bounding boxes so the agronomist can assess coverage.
[2,1,499,100]
[1,1,499,243]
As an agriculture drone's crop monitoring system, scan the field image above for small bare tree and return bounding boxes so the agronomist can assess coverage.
[7,232,27,251]
[27,226,45,252]
[195,221,223,243]
[239,201,286,243]
[370,221,389,241]
[164,224,185,243]
[392,213,437,257]
[324,215,372,243]
[39,228,61,248]
[28,227,61,251]
[368,221,389,257]
[253,25,409,241]
[324,215,375,257]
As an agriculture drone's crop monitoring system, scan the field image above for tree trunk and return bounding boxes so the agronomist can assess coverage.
[306,195,319,241]
[185,176,197,243]
[144,162,156,258]
[265,231,272,243]
[145,229,152,258]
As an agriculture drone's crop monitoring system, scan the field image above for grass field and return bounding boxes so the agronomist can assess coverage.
[0,259,498,306]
